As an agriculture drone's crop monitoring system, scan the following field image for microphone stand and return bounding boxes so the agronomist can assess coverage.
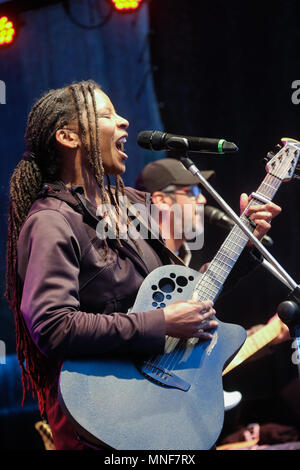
[178,154,300,348]
[260,259,293,289]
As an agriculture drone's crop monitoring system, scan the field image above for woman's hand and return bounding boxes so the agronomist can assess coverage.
[240,193,281,244]
[163,299,218,340]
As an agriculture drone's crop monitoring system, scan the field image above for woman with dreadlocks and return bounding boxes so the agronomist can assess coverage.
[6,80,218,449]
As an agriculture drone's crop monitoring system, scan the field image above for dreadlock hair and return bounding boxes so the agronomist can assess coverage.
[5,79,129,415]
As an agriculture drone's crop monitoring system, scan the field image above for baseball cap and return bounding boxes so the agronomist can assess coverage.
[134,158,215,193]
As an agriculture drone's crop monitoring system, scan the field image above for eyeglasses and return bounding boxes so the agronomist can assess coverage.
[163,185,203,199]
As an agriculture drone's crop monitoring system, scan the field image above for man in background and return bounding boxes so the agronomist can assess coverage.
[134,157,280,277]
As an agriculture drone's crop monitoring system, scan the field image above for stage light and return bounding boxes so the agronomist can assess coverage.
[111,0,143,11]
[0,15,15,45]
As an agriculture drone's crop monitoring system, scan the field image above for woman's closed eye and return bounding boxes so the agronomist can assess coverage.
[98,113,112,119]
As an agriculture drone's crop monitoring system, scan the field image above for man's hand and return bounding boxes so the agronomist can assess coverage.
[240,193,281,244]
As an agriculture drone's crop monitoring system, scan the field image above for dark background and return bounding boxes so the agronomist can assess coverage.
[0,0,300,449]
[149,0,300,443]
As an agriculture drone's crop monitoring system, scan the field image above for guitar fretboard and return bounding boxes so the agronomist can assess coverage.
[222,315,282,375]
[194,174,282,302]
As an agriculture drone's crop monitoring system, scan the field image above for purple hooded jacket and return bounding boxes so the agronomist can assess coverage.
[17,182,183,449]
[17,181,260,449]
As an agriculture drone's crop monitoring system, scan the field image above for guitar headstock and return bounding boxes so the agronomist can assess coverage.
[265,138,300,181]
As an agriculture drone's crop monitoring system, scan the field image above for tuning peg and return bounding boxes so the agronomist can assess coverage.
[264,143,284,163]
[263,151,274,164]
[271,144,283,156]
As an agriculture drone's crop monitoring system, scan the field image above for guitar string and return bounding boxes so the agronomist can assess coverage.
[143,148,296,375]
[154,229,268,373]
[150,173,281,373]
[154,214,253,373]
[158,181,276,371]
[152,199,257,373]
[162,174,283,371]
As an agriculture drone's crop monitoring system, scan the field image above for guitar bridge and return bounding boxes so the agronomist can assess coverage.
[136,361,190,391]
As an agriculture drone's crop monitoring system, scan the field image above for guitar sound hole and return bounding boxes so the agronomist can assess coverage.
[153,291,164,302]
[158,278,176,293]
[176,276,188,287]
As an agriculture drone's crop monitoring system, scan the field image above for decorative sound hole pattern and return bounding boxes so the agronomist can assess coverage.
[176,276,188,287]
[153,291,164,302]
[151,273,193,308]
[158,278,176,293]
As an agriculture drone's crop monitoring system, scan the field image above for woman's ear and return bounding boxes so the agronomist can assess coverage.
[55,129,80,149]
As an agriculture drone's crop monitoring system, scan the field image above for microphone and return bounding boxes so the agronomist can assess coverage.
[204,205,274,247]
[204,205,235,230]
[137,130,239,154]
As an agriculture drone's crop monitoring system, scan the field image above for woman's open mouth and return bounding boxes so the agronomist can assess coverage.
[116,136,128,159]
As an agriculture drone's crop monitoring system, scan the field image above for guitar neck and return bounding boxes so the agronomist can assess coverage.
[194,174,282,302]
[222,315,282,375]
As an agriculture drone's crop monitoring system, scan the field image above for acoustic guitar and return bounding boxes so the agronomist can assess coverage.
[59,139,300,450]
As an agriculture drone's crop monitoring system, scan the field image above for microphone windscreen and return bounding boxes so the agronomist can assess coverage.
[137,131,153,149]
